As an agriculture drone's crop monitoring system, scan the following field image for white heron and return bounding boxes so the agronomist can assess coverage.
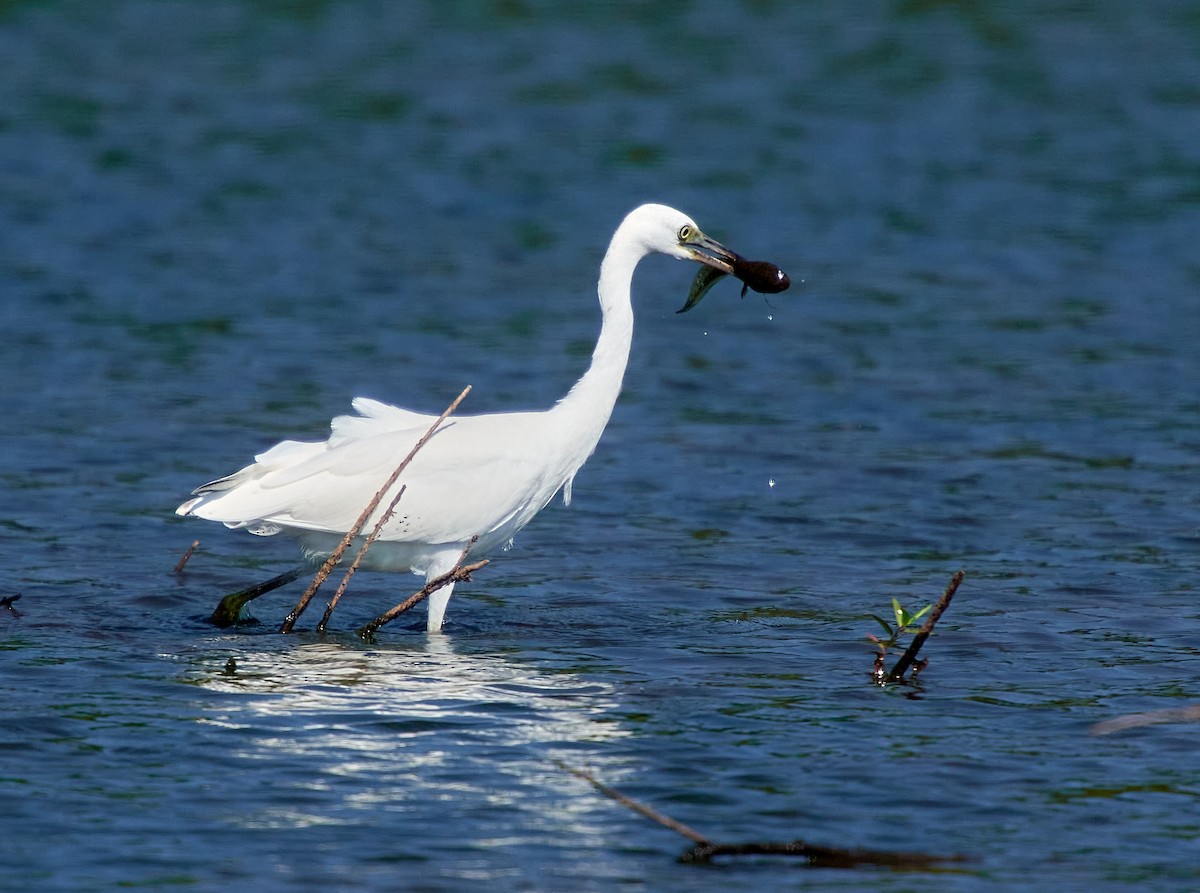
[177,203,748,631]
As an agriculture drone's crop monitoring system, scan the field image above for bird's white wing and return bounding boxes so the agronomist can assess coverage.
[328,396,440,445]
[183,409,570,547]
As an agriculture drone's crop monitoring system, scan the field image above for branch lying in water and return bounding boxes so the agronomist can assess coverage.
[557,762,968,868]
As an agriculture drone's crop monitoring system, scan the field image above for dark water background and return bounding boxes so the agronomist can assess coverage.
[2,1,1199,890]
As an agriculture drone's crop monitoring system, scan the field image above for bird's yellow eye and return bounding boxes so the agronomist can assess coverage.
[678,224,694,242]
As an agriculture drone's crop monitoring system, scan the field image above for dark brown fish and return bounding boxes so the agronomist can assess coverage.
[677,252,791,313]
[732,258,790,295]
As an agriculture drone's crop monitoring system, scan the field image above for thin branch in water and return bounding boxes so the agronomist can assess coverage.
[174,540,200,574]
[317,484,409,633]
[357,538,487,641]
[279,385,472,633]
[557,762,966,869]
[886,570,964,683]
[555,762,710,845]
[679,839,961,868]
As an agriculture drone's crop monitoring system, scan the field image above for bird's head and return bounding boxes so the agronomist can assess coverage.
[614,203,791,313]
[626,203,737,275]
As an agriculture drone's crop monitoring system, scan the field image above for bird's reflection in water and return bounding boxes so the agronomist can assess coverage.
[183,637,629,840]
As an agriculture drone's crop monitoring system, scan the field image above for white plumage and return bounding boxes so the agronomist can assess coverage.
[177,203,740,630]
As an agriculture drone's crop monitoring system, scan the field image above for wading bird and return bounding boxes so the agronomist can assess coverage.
[178,204,772,631]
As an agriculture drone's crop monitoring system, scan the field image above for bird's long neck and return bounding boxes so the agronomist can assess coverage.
[554,229,643,452]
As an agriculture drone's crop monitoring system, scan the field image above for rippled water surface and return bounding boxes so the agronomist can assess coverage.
[2,2,1199,890]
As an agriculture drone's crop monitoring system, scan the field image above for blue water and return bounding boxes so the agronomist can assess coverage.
[2,1,1200,890]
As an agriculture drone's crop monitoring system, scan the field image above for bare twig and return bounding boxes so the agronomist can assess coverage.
[680,839,959,868]
[557,762,965,868]
[886,570,964,683]
[174,540,200,574]
[555,762,710,845]
[279,385,472,633]
[317,484,409,633]
[356,538,487,640]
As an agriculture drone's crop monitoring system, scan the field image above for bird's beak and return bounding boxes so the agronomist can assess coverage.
[677,231,737,314]
[682,231,737,276]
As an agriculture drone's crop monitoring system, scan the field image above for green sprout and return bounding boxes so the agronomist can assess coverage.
[865,571,964,684]
[867,598,933,683]
[867,598,932,654]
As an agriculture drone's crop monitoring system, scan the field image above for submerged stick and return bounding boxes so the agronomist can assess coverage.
[558,762,963,868]
[356,538,487,640]
[886,570,964,683]
[279,385,472,633]
[556,762,710,845]
[679,839,957,868]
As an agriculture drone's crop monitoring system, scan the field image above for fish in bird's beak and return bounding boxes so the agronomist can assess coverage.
[677,231,791,313]
[678,266,728,314]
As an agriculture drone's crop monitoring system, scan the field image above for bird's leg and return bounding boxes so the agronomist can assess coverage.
[209,566,306,627]
[425,581,456,632]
